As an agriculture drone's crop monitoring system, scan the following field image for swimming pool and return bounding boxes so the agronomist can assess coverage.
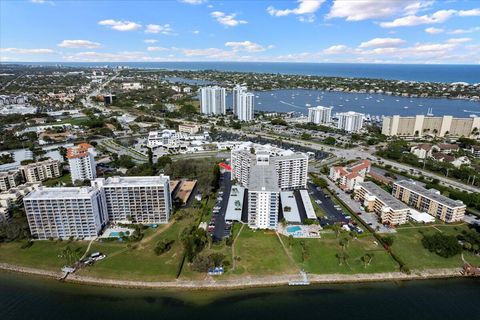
[286,226,302,233]
[109,232,122,237]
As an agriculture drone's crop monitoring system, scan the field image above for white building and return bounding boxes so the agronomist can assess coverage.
[337,111,364,132]
[200,86,226,115]
[247,164,280,230]
[0,170,21,191]
[24,187,108,240]
[67,143,97,183]
[19,159,61,183]
[231,142,308,191]
[237,92,254,122]
[232,84,247,115]
[308,106,332,124]
[92,175,171,224]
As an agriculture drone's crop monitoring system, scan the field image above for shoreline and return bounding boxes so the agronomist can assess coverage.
[0,262,471,291]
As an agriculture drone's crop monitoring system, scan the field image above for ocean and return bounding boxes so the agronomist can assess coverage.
[0,272,479,320]
[7,62,480,83]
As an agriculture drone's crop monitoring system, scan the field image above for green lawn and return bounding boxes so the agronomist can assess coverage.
[0,240,88,270]
[390,224,480,270]
[285,234,398,274]
[43,173,72,187]
[231,228,298,276]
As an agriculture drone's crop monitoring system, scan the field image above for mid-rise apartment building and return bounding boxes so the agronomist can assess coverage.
[337,111,364,132]
[200,86,226,115]
[354,182,410,225]
[329,160,371,191]
[247,164,280,230]
[0,170,21,191]
[382,115,480,138]
[178,124,201,135]
[308,106,332,124]
[24,187,108,240]
[92,175,171,224]
[231,143,308,191]
[19,159,61,183]
[392,180,466,222]
[67,143,97,183]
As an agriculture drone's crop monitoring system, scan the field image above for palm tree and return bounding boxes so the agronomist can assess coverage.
[361,253,374,268]
[332,224,342,238]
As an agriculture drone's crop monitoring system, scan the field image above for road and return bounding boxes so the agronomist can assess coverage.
[212,171,232,242]
[220,127,480,194]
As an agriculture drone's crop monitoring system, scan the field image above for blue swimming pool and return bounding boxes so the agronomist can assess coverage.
[286,226,301,233]
[109,232,121,237]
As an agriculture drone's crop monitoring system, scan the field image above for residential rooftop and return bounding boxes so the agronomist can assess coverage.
[248,164,279,192]
[394,180,465,208]
[358,181,409,211]
[97,175,170,187]
[24,187,98,200]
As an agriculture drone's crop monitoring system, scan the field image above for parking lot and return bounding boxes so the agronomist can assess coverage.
[208,171,232,242]
[307,182,349,226]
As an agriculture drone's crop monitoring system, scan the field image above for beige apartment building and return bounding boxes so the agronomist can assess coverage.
[0,170,21,191]
[382,115,480,138]
[354,182,410,226]
[392,180,466,223]
[19,159,61,183]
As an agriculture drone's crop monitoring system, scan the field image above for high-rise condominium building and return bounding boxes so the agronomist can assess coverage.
[92,175,171,224]
[0,170,21,191]
[308,106,332,124]
[24,187,108,240]
[382,115,480,138]
[392,180,466,223]
[337,111,364,132]
[247,164,280,230]
[232,84,246,115]
[67,143,97,183]
[200,86,226,115]
[231,143,308,191]
[237,92,254,121]
[19,159,61,183]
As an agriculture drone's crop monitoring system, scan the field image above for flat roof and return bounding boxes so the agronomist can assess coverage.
[225,186,245,221]
[248,164,279,192]
[24,187,98,200]
[280,191,301,223]
[394,180,465,208]
[299,189,317,219]
[176,180,196,203]
[359,181,409,211]
[408,210,435,223]
[101,175,170,187]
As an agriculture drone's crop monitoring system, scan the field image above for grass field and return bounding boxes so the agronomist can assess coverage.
[390,223,480,270]
[230,227,298,276]
[0,240,88,271]
[286,233,398,274]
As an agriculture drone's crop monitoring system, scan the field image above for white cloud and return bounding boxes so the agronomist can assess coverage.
[359,38,406,48]
[145,24,175,35]
[144,39,158,44]
[323,45,350,54]
[380,9,480,28]
[448,27,480,34]
[147,46,170,52]
[65,51,149,62]
[446,38,472,44]
[425,27,444,34]
[327,0,427,21]
[179,0,206,4]
[267,0,324,17]
[193,30,200,35]
[57,40,101,49]
[98,19,141,31]
[0,48,55,54]
[182,47,236,59]
[211,11,247,27]
[224,41,271,52]
[31,0,54,5]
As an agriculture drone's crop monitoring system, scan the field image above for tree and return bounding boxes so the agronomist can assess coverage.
[154,239,175,255]
[421,233,462,258]
[361,253,374,268]
[156,155,172,169]
[382,235,395,247]
[324,137,336,145]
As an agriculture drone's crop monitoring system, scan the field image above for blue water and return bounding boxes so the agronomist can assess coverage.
[109,232,121,238]
[226,89,480,117]
[7,62,480,83]
[287,226,302,233]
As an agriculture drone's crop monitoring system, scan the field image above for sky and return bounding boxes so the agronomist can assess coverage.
[0,0,480,64]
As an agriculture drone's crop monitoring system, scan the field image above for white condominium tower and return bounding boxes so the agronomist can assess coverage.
[231,142,308,191]
[19,159,61,183]
[337,111,364,132]
[308,106,332,124]
[24,187,108,240]
[247,164,280,230]
[232,84,246,114]
[67,143,97,183]
[237,92,254,122]
[92,175,172,224]
[200,86,226,115]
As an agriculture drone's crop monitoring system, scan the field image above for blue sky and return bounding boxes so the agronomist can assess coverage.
[1,0,479,64]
